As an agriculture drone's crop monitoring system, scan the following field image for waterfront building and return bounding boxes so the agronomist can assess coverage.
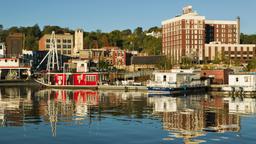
[225,73,256,91]
[0,43,5,57]
[201,69,233,84]
[128,55,163,71]
[0,57,31,80]
[162,5,242,64]
[5,33,25,57]
[39,33,74,57]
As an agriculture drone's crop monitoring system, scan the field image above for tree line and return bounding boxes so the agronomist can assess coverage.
[0,24,162,55]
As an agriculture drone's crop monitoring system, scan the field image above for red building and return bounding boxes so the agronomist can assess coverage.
[162,5,240,64]
[201,69,233,84]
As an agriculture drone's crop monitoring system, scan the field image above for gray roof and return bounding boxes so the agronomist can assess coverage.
[131,55,164,65]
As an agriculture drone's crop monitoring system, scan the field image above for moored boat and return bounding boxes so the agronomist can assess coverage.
[147,69,209,94]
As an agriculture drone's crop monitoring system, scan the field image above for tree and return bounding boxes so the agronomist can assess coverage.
[247,58,256,71]
[156,56,172,70]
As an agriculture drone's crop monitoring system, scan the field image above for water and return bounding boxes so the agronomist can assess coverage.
[0,87,256,144]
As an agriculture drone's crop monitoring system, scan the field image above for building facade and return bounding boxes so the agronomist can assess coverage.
[200,42,256,62]
[162,5,240,64]
[74,29,84,56]
[5,33,25,57]
[39,33,74,56]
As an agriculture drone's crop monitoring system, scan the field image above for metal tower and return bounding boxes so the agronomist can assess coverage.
[36,31,60,71]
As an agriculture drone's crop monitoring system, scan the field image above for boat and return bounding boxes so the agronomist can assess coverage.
[0,57,32,85]
[147,69,209,94]
[34,31,101,89]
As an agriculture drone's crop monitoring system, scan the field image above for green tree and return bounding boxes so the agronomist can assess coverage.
[247,58,256,71]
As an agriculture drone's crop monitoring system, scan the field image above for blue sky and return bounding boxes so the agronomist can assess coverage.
[0,0,256,34]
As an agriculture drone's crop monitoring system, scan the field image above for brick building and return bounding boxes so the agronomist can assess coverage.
[199,42,256,63]
[201,69,233,84]
[5,33,25,57]
[162,5,241,64]
[39,33,74,57]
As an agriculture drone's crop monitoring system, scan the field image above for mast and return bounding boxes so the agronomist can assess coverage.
[36,31,60,72]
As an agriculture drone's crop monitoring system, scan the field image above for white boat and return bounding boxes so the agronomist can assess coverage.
[147,69,209,94]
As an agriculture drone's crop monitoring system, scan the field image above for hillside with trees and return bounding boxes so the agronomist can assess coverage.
[0,24,162,55]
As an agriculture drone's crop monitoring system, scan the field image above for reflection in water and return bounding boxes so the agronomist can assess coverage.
[0,87,256,143]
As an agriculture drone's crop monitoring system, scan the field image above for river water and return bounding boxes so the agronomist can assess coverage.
[0,86,256,144]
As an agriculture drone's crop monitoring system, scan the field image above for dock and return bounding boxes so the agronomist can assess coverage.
[98,85,147,91]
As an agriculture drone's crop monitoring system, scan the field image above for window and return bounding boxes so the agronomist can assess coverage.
[46,44,50,48]
[67,39,71,43]
[46,39,50,43]
[163,75,167,82]
[63,45,67,48]
[86,75,96,81]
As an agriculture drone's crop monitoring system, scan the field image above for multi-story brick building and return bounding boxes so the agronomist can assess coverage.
[5,33,25,57]
[39,33,74,56]
[162,5,241,64]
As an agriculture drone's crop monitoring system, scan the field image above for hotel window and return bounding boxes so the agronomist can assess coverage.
[46,39,50,43]
[46,44,50,48]
[67,39,72,43]
[63,45,67,48]
[63,39,67,43]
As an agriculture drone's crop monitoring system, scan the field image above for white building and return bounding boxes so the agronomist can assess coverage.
[0,58,20,67]
[0,43,5,57]
[146,31,162,38]
[74,29,84,56]
[224,73,256,91]
[149,69,203,88]
[73,59,89,73]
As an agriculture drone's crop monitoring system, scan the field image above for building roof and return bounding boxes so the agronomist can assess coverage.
[131,55,164,65]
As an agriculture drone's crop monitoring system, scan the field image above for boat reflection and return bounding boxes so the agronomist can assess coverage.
[1,87,256,142]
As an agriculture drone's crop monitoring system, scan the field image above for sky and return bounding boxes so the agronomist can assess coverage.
[0,0,256,34]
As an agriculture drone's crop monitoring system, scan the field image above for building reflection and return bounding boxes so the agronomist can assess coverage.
[0,87,33,127]
[2,87,256,141]
[149,94,241,143]
[224,97,256,114]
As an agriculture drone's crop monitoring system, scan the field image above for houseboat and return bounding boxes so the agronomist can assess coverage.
[222,73,256,92]
[0,57,31,84]
[147,69,209,94]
